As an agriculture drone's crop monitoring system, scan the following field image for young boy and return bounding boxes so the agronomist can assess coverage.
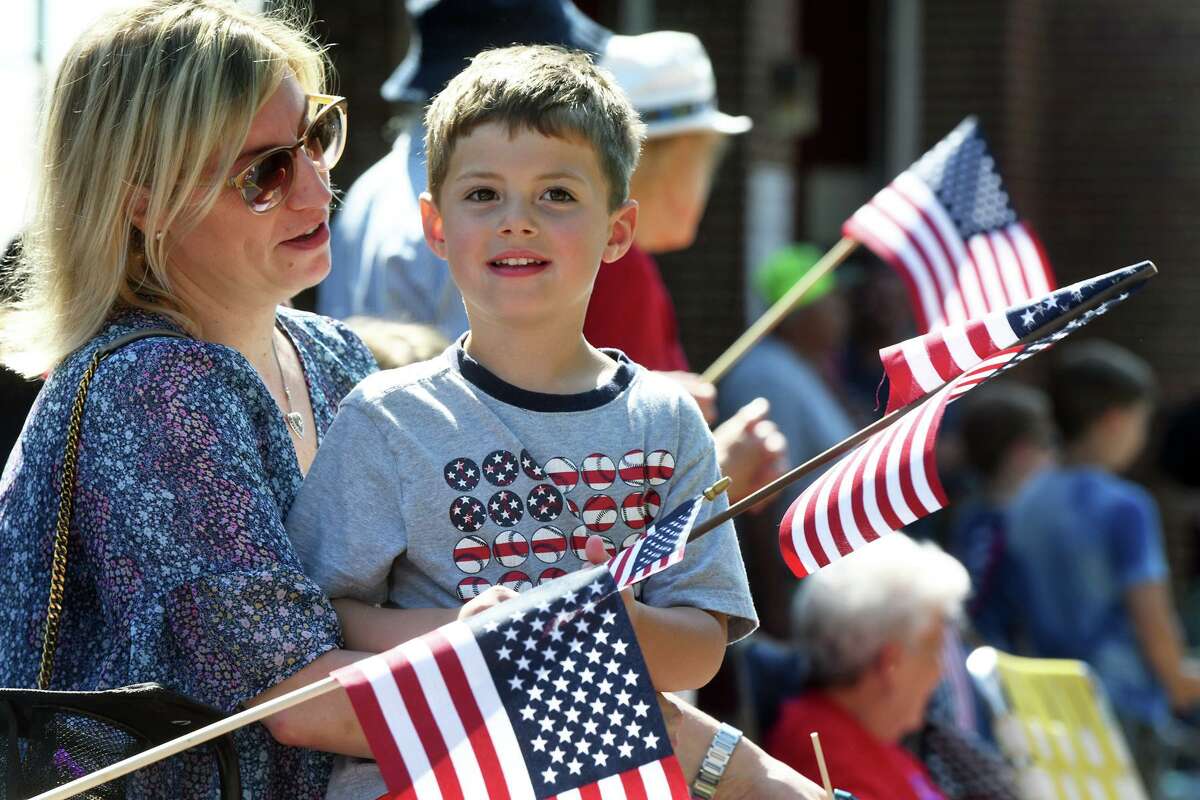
[1003,341,1200,749]
[287,44,757,796]
[948,382,1056,649]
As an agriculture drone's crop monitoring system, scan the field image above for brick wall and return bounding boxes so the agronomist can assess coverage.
[922,0,1200,587]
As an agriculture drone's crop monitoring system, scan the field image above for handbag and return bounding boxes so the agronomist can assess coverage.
[0,330,242,799]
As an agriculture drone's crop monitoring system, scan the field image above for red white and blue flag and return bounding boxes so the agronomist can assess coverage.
[607,496,702,591]
[880,262,1155,413]
[333,567,690,799]
[844,117,1056,333]
[778,273,1148,578]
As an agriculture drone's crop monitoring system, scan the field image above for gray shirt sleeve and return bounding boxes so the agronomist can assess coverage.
[285,396,408,604]
[636,382,759,643]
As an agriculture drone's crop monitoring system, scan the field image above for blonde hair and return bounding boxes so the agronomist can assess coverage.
[424,45,644,212]
[0,0,329,377]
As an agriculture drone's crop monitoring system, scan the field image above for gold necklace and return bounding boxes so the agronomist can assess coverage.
[271,330,305,438]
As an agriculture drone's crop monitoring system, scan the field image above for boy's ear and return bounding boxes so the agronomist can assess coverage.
[419,191,448,259]
[601,199,638,264]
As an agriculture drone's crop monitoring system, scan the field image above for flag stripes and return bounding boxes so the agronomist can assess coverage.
[606,497,702,591]
[780,350,1020,578]
[843,118,1055,334]
[880,263,1154,413]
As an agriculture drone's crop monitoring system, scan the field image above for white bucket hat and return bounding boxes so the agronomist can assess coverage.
[600,31,752,139]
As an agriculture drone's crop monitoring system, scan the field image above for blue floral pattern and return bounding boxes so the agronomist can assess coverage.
[0,307,376,798]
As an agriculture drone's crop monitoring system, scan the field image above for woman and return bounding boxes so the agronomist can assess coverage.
[0,1,386,794]
[0,2,826,797]
[766,534,976,800]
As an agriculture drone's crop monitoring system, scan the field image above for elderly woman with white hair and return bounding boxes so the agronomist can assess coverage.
[765,533,970,800]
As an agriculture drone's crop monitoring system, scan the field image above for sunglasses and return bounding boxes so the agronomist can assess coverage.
[226,94,348,213]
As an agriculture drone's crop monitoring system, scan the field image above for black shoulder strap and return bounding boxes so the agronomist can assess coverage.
[95,328,188,359]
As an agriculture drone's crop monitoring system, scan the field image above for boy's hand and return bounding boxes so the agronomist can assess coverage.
[713,397,788,508]
[659,371,717,423]
[457,585,520,620]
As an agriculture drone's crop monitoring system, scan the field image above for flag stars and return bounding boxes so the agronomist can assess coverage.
[524,635,539,651]
[612,640,628,656]
[616,689,631,706]
[549,746,565,764]
[583,719,599,736]
[623,668,640,686]
[618,742,634,759]
[515,656,531,671]
[520,704,536,721]
[601,730,617,748]
[553,676,570,694]
[586,648,602,664]
[632,700,650,718]
[600,610,616,626]
[1021,308,1037,328]
[538,717,554,733]
[531,735,547,752]
[607,709,625,728]
[565,707,581,724]
[593,751,609,768]
[557,727,573,743]
[645,732,660,749]
[535,666,552,683]
[567,758,583,775]
[597,678,613,695]
[541,766,558,783]
[605,658,621,675]
[508,675,523,691]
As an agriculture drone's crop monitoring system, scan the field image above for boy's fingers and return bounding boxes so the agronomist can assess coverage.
[584,534,612,565]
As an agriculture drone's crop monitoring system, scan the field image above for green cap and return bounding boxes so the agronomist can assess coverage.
[753,243,834,308]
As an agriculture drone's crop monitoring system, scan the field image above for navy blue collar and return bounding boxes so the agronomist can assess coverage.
[454,341,635,412]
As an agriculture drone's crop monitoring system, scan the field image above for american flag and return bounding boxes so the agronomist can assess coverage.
[880,262,1155,413]
[333,566,690,799]
[778,283,1145,578]
[607,497,702,590]
[844,117,1056,332]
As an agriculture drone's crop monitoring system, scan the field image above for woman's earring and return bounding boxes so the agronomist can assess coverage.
[154,231,164,241]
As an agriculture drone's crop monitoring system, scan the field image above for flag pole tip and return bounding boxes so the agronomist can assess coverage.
[703,476,732,501]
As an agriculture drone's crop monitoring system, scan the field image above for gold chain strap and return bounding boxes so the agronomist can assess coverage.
[38,351,103,690]
[35,329,185,690]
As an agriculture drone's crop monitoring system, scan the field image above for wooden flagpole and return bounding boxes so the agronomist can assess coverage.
[700,237,858,386]
[31,678,340,800]
[810,732,835,800]
[688,262,1156,543]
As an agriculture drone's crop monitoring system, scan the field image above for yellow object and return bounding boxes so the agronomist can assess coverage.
[967,647,1148,800]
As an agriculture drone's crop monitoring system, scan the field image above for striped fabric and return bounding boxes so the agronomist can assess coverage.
[333,568,690,799]
[880,262,1155,413]
[778,275,1148,578]
[844,117,1056,333]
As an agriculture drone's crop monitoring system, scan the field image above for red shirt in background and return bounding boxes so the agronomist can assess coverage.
[584,244,689,371]
[766,692,947,800]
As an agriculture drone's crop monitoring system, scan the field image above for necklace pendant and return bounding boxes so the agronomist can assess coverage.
[286,412,306,438]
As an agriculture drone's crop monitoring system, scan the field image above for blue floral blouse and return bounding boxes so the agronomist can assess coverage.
[0,307,376,797]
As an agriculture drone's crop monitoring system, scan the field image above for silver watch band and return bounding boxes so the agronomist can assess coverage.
[690,722,743,800]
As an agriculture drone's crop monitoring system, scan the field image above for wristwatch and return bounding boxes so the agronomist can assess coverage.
[690,722,743,799]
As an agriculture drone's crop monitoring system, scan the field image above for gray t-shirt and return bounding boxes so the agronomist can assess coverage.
[287,344,758,799]
[288,344,755,636]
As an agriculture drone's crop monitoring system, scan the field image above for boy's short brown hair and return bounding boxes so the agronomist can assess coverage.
[424,45,644,210]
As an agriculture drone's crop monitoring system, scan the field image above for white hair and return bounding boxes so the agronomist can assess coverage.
[792,533,970,686]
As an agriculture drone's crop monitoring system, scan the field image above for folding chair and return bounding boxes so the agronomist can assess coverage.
[965,646,1148,800]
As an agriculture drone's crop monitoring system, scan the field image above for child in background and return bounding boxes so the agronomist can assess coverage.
[287,45,757,799]
[948,382,1056,649]
[1004,341,1200,767]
